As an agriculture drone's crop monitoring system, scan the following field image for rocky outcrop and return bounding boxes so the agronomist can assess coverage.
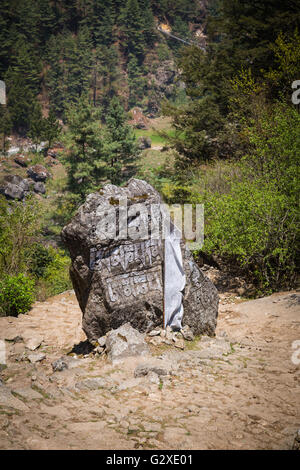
[137,136,152,150]
[62,178,219,342]
[0,175,31,200]
[154,60,176,90]
[14,155,30,167]
[27,164,49,182]
[33,182,46,194]
[128,107,149,129]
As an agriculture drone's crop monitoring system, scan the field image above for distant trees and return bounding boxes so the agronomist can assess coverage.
[0,0,199,133]
[119,0,146,61]
[103,96,139,184]
[0,106,12,154]
[127,54,147,108]
[4,38,41,133]
[63,95,139,195]
[162,0,300,165]
[63,96,105,198]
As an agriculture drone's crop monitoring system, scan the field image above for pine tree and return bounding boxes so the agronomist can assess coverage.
[37,0,58,50]
[43,109,62,150]
[93,0,115,46]
[139,0,156,47]
[46,34,65,116]
[28,102,45,151]
[4,38,41,132]
[92,45,119,110]
[0,0,12,75]
[127,54,147,108]
[63,96,105,198]
[119,0,145,61]
[103,96,139,184]
[0,105,12,154]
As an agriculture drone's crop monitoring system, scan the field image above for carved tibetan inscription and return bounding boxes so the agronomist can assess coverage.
[90,240,163,306]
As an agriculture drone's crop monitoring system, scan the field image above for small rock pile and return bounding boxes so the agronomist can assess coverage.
[147,324,194,350]
[80,323,196,363]
[0,164,50,200]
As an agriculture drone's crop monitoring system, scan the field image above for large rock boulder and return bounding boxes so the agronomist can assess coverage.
[33,182,46,194]
[14,155,30,167]
[105,323,150,363]
[27,164,49,182]
[61,178,219,342]
[137,136,152,150]
[0,175,30,200]
[154,60,176,89]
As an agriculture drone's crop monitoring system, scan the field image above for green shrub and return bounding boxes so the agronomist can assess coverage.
[202,102,300,292]
[0,274,35,317]
[27,243,55,278]
[36,247,72,299]
[204,179,298,292]
[0,196,41,277]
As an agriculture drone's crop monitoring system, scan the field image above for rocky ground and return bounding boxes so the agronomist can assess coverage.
[0,289,299,450]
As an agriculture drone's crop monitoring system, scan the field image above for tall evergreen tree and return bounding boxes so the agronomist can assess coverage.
[0,106,12,154]
[92,45,119,110]
[28,102,45,150]
[139,0,156,46]
[103,96,139,184]
[127,54,147,108]
[63,96,105,198]
[43,109,62,149]
[119,0,145,61]
[93,0,115,46]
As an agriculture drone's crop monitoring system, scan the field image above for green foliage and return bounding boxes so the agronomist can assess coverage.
[265,29,300,99]
[0,273,35,317]
[119,0,145,61]
[0,106,12,154]
[46,28,93,116]
[127,54,147,108]
[202,103,300,291]
[27,243,55,279]
[42,109,62,149]
[62,95,105,198]
[0,197,41,276]
[92,45,120,110]
[36,247,72,299]
[103,96,139,184]
[4,37,42,133]
[0,197,72,305]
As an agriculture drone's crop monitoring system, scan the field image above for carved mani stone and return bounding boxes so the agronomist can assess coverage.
[61,178,219,342]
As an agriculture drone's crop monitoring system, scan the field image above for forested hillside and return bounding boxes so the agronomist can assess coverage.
[0,0,209,136]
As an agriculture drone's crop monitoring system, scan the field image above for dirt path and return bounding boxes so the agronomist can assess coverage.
[0,290,299,450]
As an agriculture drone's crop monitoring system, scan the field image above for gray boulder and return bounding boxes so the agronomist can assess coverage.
[52,357,68,372]
[0,175,30,200]
[155,60,176,89]
[137,136,152,150]
[134,363,168,378]
[105,323,150,363]
[61,178,219,342]
[27,164,49,182]
[33,182,46,194]
[14,155,30,167]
